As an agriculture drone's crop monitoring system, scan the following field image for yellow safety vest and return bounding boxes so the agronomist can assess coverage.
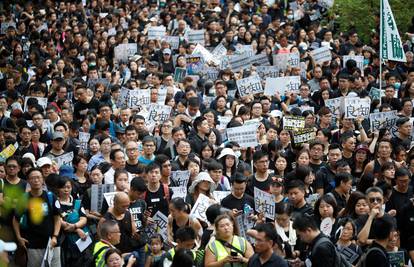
[93,241,111,267]
[207,236,247,267]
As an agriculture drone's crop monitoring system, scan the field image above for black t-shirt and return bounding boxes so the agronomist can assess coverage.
[129,199,147,231]
[315,165,336,193]
[245,174,272,197]
[365,242,390,267]
[355,213,397,238]
[18,191,60,249]
[125,162,141,175]
[145,184,172,217]
[1,179,27,225]
[221,193,255,212]
[385,187,413,214]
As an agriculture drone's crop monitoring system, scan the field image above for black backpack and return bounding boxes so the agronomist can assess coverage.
[312,236,352,267]
[355,246,387,267]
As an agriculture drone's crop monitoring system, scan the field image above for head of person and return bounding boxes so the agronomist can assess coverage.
[55,176,73,199]
[169,198,191,219]
[154,155,172,178]
[254,223,280,254]
[176,139,191,157]
[253,150,269,173]
[171,248,195,267]
[142,135,156,156]
[113,191,130,214]
[230,173,247,198]
[286,180,306,207]
[394,167,411,192]
[90,165,104,184]
[149,234,163,254]
[104,248,123,267]
[129,177,147,200]
[365,186,384,211]
[99,219,121,245]
[292,214,320,244]
[5,157,20,178]
[314,194,338,220]
[175,226,196,250]
[114,169,130,192]
[207,160,223,183]
[327,143,342,167]
[145,163,161,184]
[337,218,357,242]
[110,149,126,170]
[335,172,353,193]
[275,202,293,228]
[26,168,44,191]
[372,216,395,242]
[214,214,238,240]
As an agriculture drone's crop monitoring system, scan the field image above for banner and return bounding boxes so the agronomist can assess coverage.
[272,52,300,70]
[187,29,205,46]
[171,170,190,187]
[310,46,332,64]
[380,0,406,62]
[343,97,371,119]
[226,124,259,148]
[128,89,150,109]
[190,193,212,222]
[148,26,166,40]
[283,116,306,130]
[264,76,301,96]
[369,110,398,131]
[254,187,275,220]
[114,44,137,62]
[293,128,316,145]
[236,75,263,97]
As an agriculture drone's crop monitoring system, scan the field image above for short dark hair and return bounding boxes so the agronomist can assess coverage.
[328,143,342,151]
[130,177,147,192]
[110,149,124,161]
[231,173,247,184]
[207,160,223,171]
[334,172,353,188]
[193,116,207,132]
[286,179,305,192]
[372,216,394,240]
[293,214,319,231]
[253,150,267,162]
[255,223,279,245]
[145,162,160,173]
[395,167,410,179]
[175,226,196,242]
[365,186,383,195]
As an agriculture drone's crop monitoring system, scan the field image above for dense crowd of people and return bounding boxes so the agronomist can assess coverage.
[0,0,414,267]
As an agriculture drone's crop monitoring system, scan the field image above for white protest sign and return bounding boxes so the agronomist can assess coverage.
[108,27,116,36]
[76,233,92,253]
[114,44,138,62]
[325,97,344,117]
[211,43,227,58]
[310,46,332,64]
[204,67,220,80]
[157,86,168,105]
[226,124,259,148]
[153,211,169,241]
[26,119,51,133]
[54,152,74,167]
[171,186,187,199]
[192,44,220,65]
[369,110,398,132]
[236,75,263,97]
[256,66,280,80]
[254,187,275,220]
[79,132,90,154]
[148,26,166,40]
[40,238,54,267]
[190,193,213,222]
[163,36,180,50]
[320,218,333,236]
[250,53,270,66]
[283,116,306,130]
[146,104,172,126]
[343,97,371,119]
[91,184,114,212]
[273,52,300,70]
[264,76,301,96]
[212,191,231,203]
[103,192,117,207]
[228,54,251,72]
[171,170,191,187]
[24,97,48,112]
[128,89,150,109]
[217,116,232,131]
[343,55,364,76]
[187,29,205,45]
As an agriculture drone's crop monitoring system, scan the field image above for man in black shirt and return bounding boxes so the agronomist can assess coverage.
[331,172,353,212]
[391,117,412,151]
[247,223,288,267]
[291,214,337,267]
[144,163,172,217]
[286,180,313,219]
[315,143,342,195]
[246,151,272,196]
[221,174,255,213]
[309,141,324,174]
[386,167,413,215]
[188,116,209,156]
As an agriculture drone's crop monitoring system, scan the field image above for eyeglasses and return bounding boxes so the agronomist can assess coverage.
[368,197,382,203]
[6,165,18,169]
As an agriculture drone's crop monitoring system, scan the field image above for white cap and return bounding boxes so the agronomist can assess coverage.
[36,157,52,167]
[0,240,17,252]
[270,110,283,118]
[22,153,36,166]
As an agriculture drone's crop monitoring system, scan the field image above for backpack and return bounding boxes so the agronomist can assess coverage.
[355,246,387,267]
[143,183,170,204]
[312,236,352,267]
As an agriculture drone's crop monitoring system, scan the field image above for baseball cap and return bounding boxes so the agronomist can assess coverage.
[163,48,172,55]
[0,240,17,253]
[37,157,52,167]
[52,132,65,141]
[59,165,77,180]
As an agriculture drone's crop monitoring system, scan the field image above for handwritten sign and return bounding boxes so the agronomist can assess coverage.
[192,44,220,65]
[114,44,138,62]
[211,43,227,58]
[171,170,190,187]
[283,116,306,130]
[254,187,275,220]
[273,52,300,70]
[171,186,187,199]
[293,128,316,145]
[325,97,344,117]
[148,26,166,40]
[250,53,270,66]
[128,89,150,109]
[256,66,280,80]
[226,124,259,148]
[236,75,263,97]
[228,54,251,72]
[90,184,114,212]
[103,192,117,207]
[146,104,172,126]
[369,110,398,131]
[343,97,371,119]
[388,251,404,267]
[174,67,187,82]
[187,29,205,45]
[212,191,231,203]
[190,193,212,222]
[54,152,74,168]
[264,76,301,95]
[79,132,90,154]
[310,46,332,64]
[163,36,180,50]
[153,211,169,240]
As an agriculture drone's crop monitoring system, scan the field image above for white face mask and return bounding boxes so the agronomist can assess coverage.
[234,150,241,159]
[287,14,294,20]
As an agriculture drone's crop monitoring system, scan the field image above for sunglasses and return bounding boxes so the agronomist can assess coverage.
[368,197,382,203]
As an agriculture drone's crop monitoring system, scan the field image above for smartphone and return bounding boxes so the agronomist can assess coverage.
[230,251,238,257]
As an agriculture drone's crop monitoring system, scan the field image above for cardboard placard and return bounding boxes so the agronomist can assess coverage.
[236,75,263,97]
[254,187,275,220]
[264,76,301,95]
[310,46,332,64]
[369,110,398,132]
[343,97,371,118]
[226,124,259,148]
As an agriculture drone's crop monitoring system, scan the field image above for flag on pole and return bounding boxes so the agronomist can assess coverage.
[380,0,406,62]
